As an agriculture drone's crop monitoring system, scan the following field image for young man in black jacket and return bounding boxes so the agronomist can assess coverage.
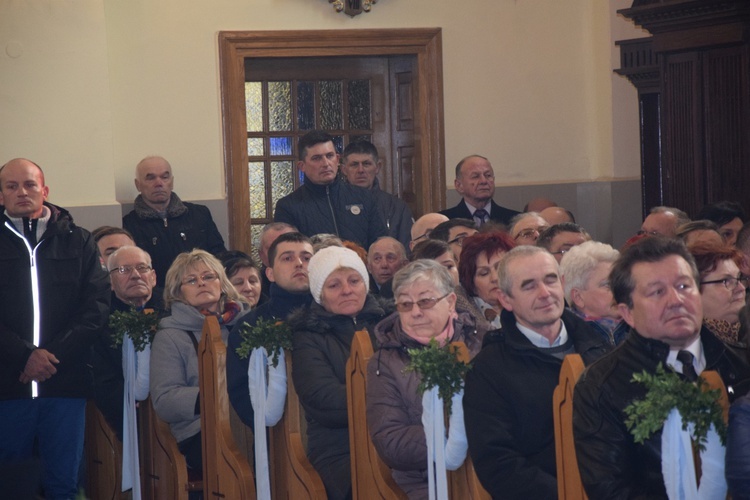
[273,130,387,249]
[0,158,110,498]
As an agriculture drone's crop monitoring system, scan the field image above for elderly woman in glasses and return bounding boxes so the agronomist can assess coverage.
[288,246,391,500]
[688,240,748,349]
[559,241,628,346]
[150,249,248,472]
[457,231,517,330]
[366,259,486,498]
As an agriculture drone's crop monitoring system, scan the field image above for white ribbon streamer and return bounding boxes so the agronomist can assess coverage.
[661,408,727,500]
[421,387,468,500]
[121,337,148,499]
[248,347,288,500]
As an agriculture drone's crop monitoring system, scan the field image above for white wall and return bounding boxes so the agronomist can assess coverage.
[0,0,645,232]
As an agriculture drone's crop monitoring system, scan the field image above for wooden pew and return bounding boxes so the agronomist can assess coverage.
[553,353,587,500]
[198,315,256,499]
[447,342,491,500]
[84,401,128,500]
[268,348,328,499]
[139,397,202,500]
[346,329,408,500]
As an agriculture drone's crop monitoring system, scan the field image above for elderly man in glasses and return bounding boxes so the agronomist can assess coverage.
[463,245,611,499]
[509,211,550,245]
[92,245,161,434]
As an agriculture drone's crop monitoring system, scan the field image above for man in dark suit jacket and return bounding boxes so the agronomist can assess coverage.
[440,155,519,227]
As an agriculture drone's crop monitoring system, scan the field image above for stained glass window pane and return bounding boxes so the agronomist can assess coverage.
[271,161,294,206]
[245,82,262,133]
[247,138,264,157]
[349,135,372,144]
[268,82,292,132]
[250,225,263,267]
[248,162,266,219]
[332,136,344,154]
[297,81,315,131]
[320,81,343,130]
[348,80,371,130]
[270,137,292,156]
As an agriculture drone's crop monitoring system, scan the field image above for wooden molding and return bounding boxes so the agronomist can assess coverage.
[218,29,446,253]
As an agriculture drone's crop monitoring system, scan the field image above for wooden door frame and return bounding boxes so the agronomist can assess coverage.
[218,28,446,252]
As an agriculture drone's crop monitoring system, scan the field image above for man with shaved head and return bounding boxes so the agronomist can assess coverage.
[0,158,110,498]
[123,155,226,284]
[410,212,448,250]
[440,155,519,227]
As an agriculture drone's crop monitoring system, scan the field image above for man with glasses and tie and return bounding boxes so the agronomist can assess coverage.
[573,237,750,498]
[440,155,518,228]
[0,158,110,498]
[463,245,611,499]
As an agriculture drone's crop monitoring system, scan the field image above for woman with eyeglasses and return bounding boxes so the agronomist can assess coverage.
[366,259,486,498]
[458,231,517,330]
[688,240,748,350]
[288,246,391,500]
[149,249,248,472]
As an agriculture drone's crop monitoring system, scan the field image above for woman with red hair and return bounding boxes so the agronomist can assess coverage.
[458,231,517,330]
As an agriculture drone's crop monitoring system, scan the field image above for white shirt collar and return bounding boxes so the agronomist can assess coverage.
[516,320,569,348]
[464,200,492,216]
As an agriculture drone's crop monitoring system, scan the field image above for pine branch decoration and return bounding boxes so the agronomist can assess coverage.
[405,339,470,415]
[235,317,292,367]
[623,363,727,451]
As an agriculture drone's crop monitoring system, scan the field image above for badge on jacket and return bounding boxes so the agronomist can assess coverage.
[347,204,363,215]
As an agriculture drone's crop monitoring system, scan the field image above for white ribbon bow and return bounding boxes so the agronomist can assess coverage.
[421,387,469,500]
[248,347,287,500]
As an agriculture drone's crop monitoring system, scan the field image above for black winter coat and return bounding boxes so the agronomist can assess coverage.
[123,193,226,285]
[463,308,611,500]
[0,203,110,399]
[274,175,387,249]
[289,294,390,500]
[573,327,750,499]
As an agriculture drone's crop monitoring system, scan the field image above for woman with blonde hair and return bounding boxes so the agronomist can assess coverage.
[150,249,248,472]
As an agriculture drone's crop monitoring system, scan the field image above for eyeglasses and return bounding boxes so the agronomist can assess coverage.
[700,275,749,290]
[636,229,661,237]
[181,273,218,287]
[395,292,451,312]
[448,234,471,247]
[411,230,432,244]
[514,226,550,241]
[109,264,152,276]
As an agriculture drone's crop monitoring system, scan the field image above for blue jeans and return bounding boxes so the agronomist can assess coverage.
[0,398,86,500]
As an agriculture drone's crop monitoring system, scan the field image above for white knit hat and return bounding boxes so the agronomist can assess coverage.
[308,246,370,304]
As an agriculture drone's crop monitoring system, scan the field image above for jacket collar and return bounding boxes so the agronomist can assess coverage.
[133,192,187,219]
[301,175,339,195]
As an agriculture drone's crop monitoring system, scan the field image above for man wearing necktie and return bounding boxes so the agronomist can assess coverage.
[439,155,519,228]
[573,237,750,498]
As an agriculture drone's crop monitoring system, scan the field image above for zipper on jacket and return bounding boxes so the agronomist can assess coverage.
[4,221,42,398]
[162,217,168,228]
[326,185,340,237]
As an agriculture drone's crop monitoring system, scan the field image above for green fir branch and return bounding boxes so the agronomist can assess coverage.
[235,317,292,367]
[109,307,159,353]
[623,363,727,451]
[405,339,470,415]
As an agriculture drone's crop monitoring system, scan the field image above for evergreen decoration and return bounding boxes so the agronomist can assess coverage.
[109,307,159,353]
[405,339,470,415]
[624,363,727,451]
[236,318,292,367]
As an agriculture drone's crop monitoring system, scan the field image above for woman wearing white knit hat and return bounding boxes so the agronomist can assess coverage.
[288,246,392,500]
